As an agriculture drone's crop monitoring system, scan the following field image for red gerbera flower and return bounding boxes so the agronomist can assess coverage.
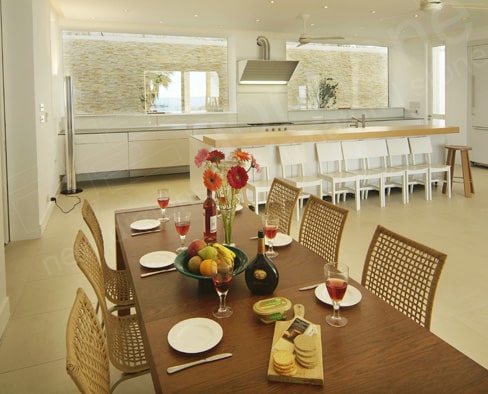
[227,165,248,189]
[206,150,225,164]
[203,168,222,191]
[232,149,251,162]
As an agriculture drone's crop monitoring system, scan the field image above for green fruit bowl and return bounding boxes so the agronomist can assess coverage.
[174,246,249,281]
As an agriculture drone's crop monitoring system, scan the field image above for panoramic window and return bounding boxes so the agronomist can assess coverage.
[286,43,388,110]
[63,32,228,115]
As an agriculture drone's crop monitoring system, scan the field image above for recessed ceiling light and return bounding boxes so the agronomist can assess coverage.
[269,0,276,4]
[370,10,376,15]
[123,8,129,13]
[194,14,199,18]
[255,18,261,23]
[323,5,328,9]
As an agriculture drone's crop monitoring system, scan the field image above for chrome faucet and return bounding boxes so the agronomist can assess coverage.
[351,114,366,128]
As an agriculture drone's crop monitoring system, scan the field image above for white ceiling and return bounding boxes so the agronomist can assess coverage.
[52,0,488,43]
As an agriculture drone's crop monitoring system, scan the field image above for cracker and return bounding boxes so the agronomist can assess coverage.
[294,334,316,352]
[273,350,295,367]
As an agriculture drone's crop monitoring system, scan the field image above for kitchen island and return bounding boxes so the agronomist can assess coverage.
[190,123,459,200]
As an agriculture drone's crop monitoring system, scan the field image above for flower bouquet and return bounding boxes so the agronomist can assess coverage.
[195,148,259,244]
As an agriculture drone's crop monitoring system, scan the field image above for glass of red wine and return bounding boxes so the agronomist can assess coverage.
[262,214,279,258]
[324,262,349,327]
[212,263,233,318]
[173,211,191,252]
[157,188,170,222]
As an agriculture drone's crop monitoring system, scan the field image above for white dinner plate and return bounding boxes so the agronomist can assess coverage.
[167,318,223,353]
[130,219,161,231]
[139,251,177,269]
[266,232,292,247]
[314,283,362,307]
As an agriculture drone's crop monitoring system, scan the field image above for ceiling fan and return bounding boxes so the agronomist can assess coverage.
[296,14,344,47]
[419,0,488,12]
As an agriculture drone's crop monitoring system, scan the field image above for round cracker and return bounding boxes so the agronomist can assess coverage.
[294,334,316,352]
[273,350,295,367]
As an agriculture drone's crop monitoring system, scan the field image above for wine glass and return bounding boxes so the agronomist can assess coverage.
[324,262,349,327]
[157,188,170,222]
[262,214,279,258]
[212,263,233,318]
[174,211,191,252]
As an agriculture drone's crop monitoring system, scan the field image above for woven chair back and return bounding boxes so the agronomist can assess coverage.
[66,288,110,394]
[264,178,301,235]
[361,225,447,329]
[298,195,349,262]
[82,200,134,307]
[73,230,148,374]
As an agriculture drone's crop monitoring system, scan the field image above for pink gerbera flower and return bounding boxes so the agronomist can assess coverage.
[194,148,209,167]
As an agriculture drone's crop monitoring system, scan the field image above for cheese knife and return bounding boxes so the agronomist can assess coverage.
[299,283,322,291]
[131,229,161,236]
[140,267,176,278]
[166,352,232,374]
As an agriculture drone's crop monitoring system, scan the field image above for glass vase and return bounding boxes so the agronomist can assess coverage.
[220,206,236,246]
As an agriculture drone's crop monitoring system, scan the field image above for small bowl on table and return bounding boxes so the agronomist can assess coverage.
[174,246,249,281]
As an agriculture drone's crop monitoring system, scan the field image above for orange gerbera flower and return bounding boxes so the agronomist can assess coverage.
[203,168,222,191]
[232,149,251,162]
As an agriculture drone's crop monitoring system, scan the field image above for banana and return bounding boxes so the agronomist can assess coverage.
[213,243,236,259]
[213,243,235,267]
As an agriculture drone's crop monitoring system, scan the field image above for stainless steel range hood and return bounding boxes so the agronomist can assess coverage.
[238,36,299,85]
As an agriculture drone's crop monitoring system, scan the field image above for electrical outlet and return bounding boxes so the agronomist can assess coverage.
[50,197,57,202]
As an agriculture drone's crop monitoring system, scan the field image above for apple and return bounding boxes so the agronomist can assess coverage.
[187,239,206,257]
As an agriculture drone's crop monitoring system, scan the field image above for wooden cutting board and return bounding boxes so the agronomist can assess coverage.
[267,305,324,386]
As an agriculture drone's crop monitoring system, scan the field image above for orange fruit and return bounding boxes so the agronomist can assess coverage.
[199,259,217,276]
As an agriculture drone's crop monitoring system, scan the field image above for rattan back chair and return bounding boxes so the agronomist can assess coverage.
[298,195,349,262]
[82,200,134,311]
[264,178,301,235]
[66,287,110,394]
[361,225,447,329]
[74,230,149,377]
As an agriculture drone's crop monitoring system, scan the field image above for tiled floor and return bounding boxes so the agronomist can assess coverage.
[0,167,487,393]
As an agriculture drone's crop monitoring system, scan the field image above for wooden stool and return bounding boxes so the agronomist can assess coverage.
[443,145,474,198]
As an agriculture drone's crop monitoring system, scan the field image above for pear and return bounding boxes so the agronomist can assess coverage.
[188,255,203,274]
[197,245,218,260]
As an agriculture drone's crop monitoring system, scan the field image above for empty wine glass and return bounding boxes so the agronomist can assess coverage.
[262,214,279,258]
[212,263,233,318]
[157,188,170,222]
[324,262,349,327]
[174,211,191,252]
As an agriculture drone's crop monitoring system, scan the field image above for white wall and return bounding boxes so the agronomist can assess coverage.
[2,0,62,241]
[0,0,10,339]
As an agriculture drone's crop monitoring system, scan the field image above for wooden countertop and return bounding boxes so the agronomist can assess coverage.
[202,124,459,148]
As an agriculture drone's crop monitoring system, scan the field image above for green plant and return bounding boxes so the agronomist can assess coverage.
[318,76,338,109]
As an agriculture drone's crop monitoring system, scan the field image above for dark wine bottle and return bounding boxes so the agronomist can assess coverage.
[203,189,217,244]
[245,230,279,294]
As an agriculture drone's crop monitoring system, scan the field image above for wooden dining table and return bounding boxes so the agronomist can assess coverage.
[115,202,488,393]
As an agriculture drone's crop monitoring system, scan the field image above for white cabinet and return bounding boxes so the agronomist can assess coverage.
[469,44,488,166]
[75,133,129,174]
[128,130,191,170]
